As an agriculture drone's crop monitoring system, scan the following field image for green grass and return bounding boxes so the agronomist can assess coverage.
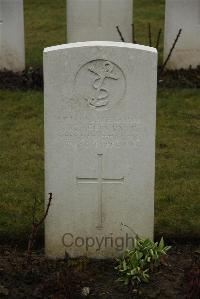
[134,0,165,64]
[24,0,165,68]
[134,0,165,38]
[0,90,44,241]
[24,0,66,67]
[0,89,199,242]
[155,89,200,239]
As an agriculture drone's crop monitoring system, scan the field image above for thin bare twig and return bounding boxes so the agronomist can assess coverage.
[27,192,53,264]
[160,28,182,75]
[148,23,152,47]
[132,23,137,44]
[32,196,37,225]
[37,193,52,226]
[116,26,125,42]
[156,29,162,50]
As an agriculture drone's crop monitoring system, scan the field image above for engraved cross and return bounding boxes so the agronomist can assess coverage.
[76,154,124,229]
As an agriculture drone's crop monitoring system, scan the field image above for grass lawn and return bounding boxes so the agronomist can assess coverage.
[0,91,44,242]
[24,0,165,68]
[24,0,66,68]
[0,88,199,243]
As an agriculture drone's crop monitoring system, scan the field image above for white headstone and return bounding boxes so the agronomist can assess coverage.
[67,0,133,43]
[0,0,25,71]
[164,0,200,69]
[44,41,157,259]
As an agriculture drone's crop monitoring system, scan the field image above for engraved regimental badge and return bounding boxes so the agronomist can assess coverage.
[75,59,126,110]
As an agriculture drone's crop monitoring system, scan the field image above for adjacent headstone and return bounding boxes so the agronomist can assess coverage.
[67,0,133,43]
[44,41,157,259]
[164,0,200,69]
[0,0,25,71]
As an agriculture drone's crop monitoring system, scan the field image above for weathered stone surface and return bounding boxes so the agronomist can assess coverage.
[44,41,157,258]
[164,0,200,69]
[67,0,133,42]
[0,0,25,71]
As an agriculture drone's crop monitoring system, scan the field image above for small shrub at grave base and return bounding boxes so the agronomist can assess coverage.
[115,236,171,291]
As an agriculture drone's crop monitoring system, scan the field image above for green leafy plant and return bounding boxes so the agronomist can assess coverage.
[115,236,171,288]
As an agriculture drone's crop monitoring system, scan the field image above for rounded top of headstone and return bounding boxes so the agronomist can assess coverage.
[44,41,157,55]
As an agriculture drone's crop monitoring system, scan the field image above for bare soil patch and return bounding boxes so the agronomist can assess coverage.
[0,244,199,298]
